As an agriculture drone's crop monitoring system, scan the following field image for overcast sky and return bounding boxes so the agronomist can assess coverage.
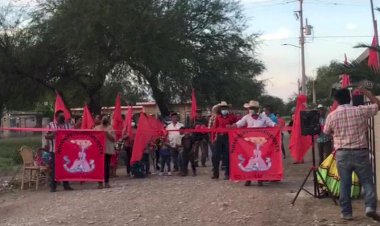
[241,0,375,100]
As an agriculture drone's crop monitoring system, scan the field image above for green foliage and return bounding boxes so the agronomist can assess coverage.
[0,136,41,169]
[34,102,54,117]
[0,0,265,116]
[257,95,285,115]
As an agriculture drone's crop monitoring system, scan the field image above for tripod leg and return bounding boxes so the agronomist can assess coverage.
[316,169,338,205]
[291,168,313,205]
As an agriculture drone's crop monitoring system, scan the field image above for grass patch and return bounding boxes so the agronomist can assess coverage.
[0,136,41,171]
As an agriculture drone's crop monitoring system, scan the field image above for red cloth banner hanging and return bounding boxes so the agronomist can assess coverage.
[55,130,105,182]
[289,94,311,162]
[229,128,283,181]
[130,113,165,164]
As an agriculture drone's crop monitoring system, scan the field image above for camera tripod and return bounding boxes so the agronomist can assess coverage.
[291,135,337,205]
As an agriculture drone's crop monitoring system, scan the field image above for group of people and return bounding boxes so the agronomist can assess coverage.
[42,99,285,192]
[39,87,380,222]
[44,112,117,192]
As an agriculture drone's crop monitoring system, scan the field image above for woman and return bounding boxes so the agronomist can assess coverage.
[318,151,361,198]
[94,115,116,189]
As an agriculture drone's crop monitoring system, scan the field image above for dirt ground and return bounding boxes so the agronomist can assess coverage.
[1,136,379,226]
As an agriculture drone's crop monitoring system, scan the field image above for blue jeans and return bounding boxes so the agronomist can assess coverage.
[336,149,377,216]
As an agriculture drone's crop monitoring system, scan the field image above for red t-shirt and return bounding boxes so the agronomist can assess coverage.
[214,114,237,128]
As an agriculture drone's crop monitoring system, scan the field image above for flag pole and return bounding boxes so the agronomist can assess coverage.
[370,0,379,44]
[370,0,379,69]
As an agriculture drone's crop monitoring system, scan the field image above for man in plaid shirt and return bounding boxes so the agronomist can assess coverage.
[324,88,380,221]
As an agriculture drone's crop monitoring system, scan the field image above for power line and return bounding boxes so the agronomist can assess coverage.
[260,35,374,41]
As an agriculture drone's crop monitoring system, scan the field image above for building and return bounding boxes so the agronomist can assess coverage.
[70,102,193,125]
[1,111,44,137]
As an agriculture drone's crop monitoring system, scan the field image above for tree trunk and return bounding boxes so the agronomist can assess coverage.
[150,85,170,117]
[88,93,102,115]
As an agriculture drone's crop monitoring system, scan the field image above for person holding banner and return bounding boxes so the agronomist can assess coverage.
[212,101,236,180]
[231,100,275,186]
[46,110,74,192]
[94,115,116,189]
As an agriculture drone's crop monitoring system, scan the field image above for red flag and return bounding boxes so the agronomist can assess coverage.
[341,75,350,88]
[368,36,379,71]
[229,128,283,181]
[125,106,133,138]
[54,92,71,121]
[81,104,95,129]
[55,130,105,182]
[130,113,164,164]
[191,89,197,120]
[341,54,350,88]
[112,94,123,140]
[289,94,312,162]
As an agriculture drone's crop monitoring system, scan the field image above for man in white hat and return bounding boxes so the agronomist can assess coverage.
[212,101,237,180]
[317,104,332,165]
[231,100,276,186]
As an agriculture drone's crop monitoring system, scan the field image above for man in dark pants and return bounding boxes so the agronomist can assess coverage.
[212,101,236,180]
[46,110,74,192]
[192,109,209,167]
[166,113,184,172]
[316,104,332,165]
[324,88,380,221]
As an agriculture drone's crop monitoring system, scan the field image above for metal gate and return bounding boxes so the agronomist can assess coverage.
[368,113,377,186]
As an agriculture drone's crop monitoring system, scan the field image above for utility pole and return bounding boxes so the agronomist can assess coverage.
[370,0,379,44]
[299,0,307,95]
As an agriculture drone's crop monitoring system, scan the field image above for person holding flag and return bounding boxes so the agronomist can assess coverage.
[231,100,276,186]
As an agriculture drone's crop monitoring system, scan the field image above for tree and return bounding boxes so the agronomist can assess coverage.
[0,0,265,117]
[257,95,285,115]
[306,61,341,106]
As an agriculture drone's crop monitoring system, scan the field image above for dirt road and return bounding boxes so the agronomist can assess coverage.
[0,140,378,226]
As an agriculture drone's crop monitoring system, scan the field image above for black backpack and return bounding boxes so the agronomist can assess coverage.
[131,161,146,178]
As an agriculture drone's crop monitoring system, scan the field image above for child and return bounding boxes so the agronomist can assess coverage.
[34,148,48,167]
[179,130,196,176]
[159,142,172,176]
[122,135,133,176]
[143,141,154,175]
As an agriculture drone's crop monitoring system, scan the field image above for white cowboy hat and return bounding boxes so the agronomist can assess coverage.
[317,104,324,109]
[243,100,260,109]
[219,101,230,107]
[211,104,220,113]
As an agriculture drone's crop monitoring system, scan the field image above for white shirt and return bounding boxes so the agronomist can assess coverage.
[94,125,116,155]
[47,121,72,152]
[236,114,276,128]
[166,122,184,148]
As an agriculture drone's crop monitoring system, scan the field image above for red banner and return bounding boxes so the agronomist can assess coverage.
[229,128,283,181]
[131,113,165,164]
[55,130,105,182]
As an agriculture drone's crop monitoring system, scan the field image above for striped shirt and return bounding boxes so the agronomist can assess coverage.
[47,121,72,153]
[324,104,378,150]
